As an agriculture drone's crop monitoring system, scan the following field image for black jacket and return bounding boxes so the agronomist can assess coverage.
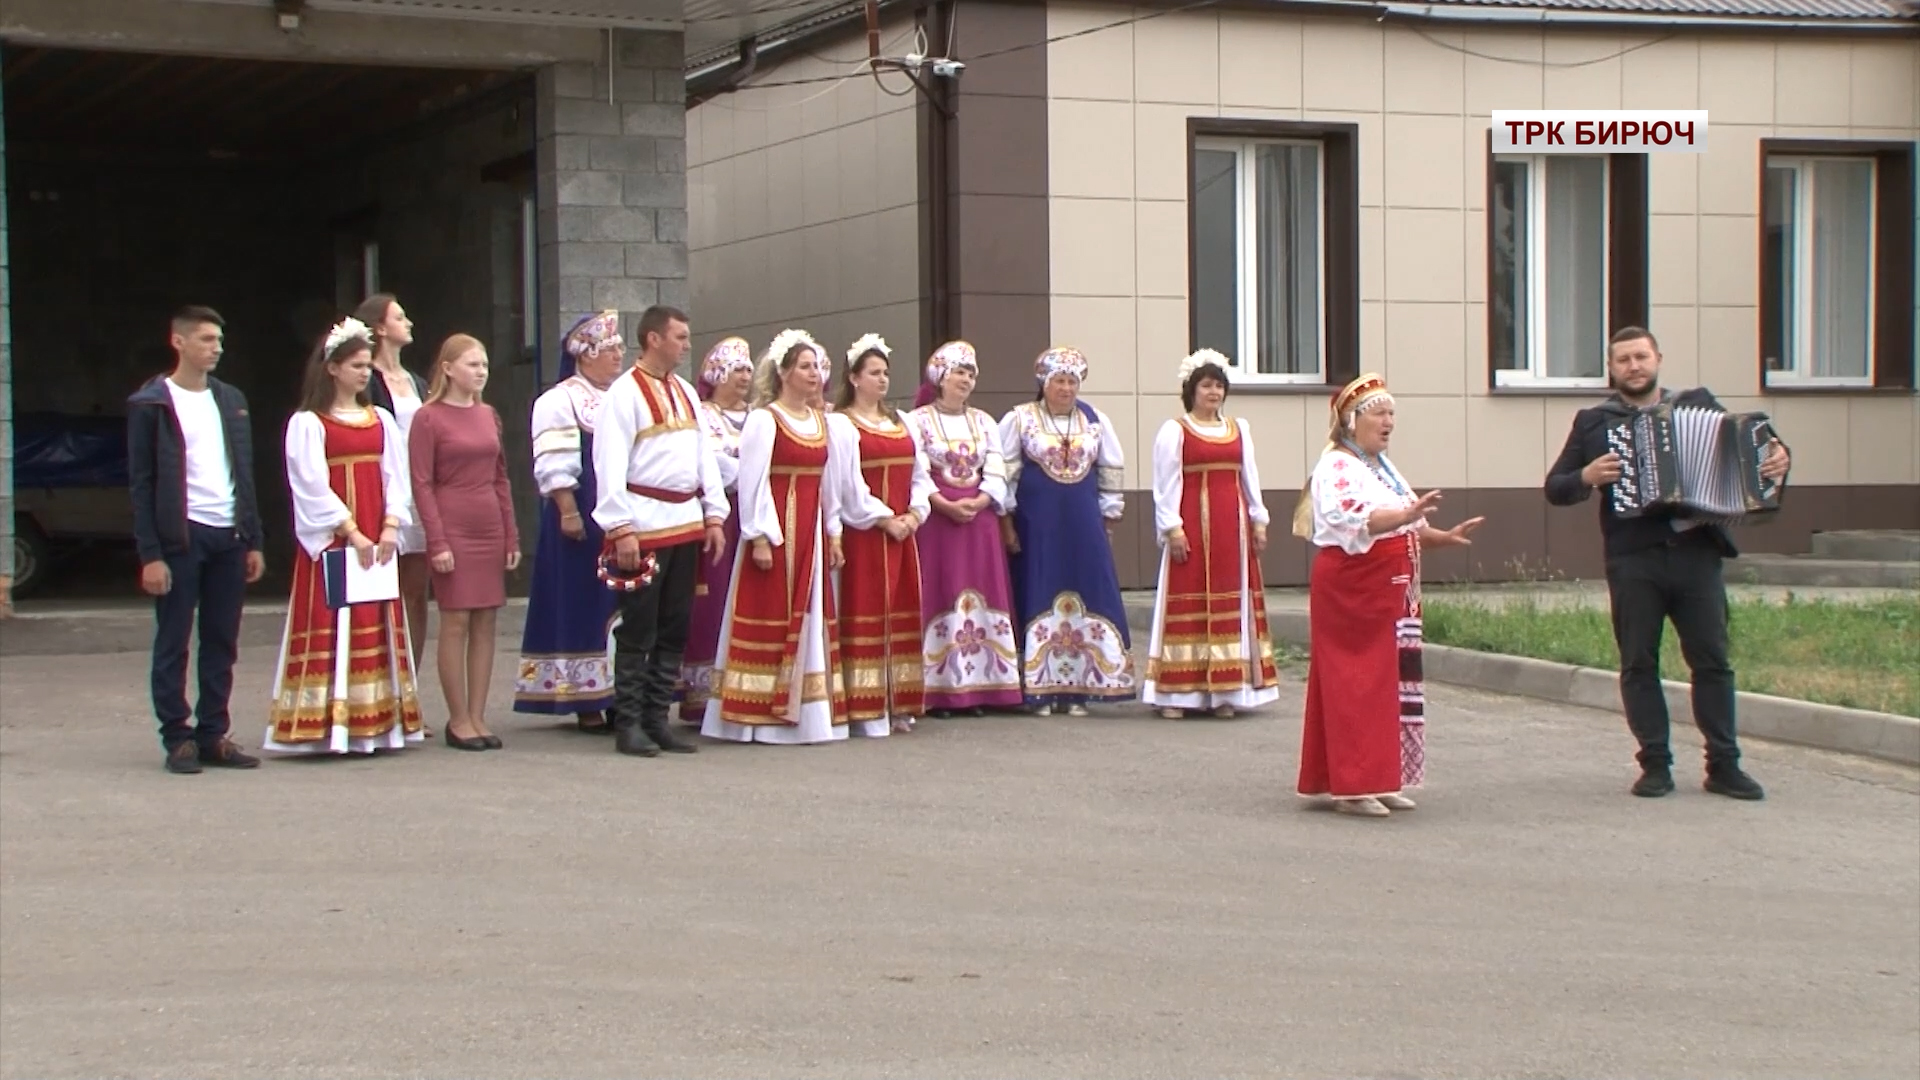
[127,374,264,563]
[367,364,427,417]
[1543,387,1788,560]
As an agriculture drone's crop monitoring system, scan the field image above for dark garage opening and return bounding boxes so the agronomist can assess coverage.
[3,44,539,599]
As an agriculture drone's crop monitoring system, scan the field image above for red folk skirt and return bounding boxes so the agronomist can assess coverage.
[1147,424,1278,698]
[268,412,424,746]
[839,420,926,721]
[1296,534,1417,799]
[713,418,848,725]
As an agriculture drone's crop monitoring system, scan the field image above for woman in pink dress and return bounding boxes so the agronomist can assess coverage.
[408,333,522,752]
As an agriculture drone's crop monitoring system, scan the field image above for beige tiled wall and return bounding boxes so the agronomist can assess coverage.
[686,13,923,380]
[1046,1,1920,492]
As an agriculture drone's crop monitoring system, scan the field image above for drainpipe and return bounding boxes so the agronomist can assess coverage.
[920,0,956,350]
[1337,0,1917,31]
[687,36,759,109]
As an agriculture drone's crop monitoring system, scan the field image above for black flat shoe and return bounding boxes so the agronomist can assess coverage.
[482,735,503,749]
[445,729,489,751]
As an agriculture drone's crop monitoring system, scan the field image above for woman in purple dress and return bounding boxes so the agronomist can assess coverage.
[408,333,521,752]
[904,341,1024,716]
[677,336,754,723]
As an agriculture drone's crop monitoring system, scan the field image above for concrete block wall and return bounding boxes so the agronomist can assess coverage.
[536,28,691,378]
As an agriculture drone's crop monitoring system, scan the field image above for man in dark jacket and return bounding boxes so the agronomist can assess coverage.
[128,305,267,774]
[1546,326,1791,801]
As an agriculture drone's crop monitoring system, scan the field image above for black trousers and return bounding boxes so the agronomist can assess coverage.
[612,540,702,727]
[151,522,249,751]
[1604,534,1740,770]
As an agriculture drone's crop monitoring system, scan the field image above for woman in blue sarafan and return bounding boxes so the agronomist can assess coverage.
[511,311,629,733]
[995,346,1137,716]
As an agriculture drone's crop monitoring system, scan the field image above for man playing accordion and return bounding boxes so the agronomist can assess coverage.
[1545,326,1791,802]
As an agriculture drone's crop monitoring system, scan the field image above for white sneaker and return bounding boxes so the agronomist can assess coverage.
[1335,797,1391,817]
[1378,794,1416,811]
[1034,704,1052,716]
[1067,704,1089,717]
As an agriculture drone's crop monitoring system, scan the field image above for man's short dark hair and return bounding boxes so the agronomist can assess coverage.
[171,305,225,333]
[1609,325,1658,352]
[638,305,688,350]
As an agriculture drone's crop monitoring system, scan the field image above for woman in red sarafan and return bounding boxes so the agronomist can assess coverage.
[828,334,933,736]
[699,328,852,745]
[1141,349,1280,720]
[1290,373,1483,818]
[263,316,425,756]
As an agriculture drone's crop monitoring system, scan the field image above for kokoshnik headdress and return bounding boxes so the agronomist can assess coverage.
[565,310,623,359]
[1290,372,1396,539]
[926,340,978,387]
[700,336,754,387]
[1034,346,1088,385]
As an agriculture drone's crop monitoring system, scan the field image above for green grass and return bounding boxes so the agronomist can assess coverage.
[1420,593,1920,718]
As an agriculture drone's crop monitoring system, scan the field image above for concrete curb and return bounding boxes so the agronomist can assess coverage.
[0,600,532,657]
[14,592,1919,769]
[1126,599,1920,769]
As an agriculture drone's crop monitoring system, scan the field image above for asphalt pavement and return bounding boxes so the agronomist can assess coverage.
[2,642,1916,1080]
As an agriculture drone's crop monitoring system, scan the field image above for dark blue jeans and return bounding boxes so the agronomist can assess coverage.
[151,522,249,751]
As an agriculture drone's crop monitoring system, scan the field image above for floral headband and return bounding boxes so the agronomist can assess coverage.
[1034,346,1088,385]
[324,317,371,355]
[926,340,977,386]
[701,337,754,386]
[847,333,889,367]
[565,310,623,359]
[1177,348,1232,388]
[764,327,827,377]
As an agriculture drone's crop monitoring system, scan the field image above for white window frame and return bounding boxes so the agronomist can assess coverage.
[1491,153,1611,390]
[1193,135,1328,386]
[1763,154,1878,389]
[520,191,539,353]
[361,240,380,297]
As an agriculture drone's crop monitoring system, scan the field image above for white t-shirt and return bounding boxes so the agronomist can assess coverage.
[385,387,426,554]
[165,379,236,528]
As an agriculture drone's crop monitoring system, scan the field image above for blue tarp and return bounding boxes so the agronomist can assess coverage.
[12,413,130,489]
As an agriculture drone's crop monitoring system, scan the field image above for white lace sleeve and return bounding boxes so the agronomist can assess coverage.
[976,408,1010,511]
[1150,419,1185,540]
[285,412,352,561]
[997,407,1025,515]
[1237,418,1270,527]
[734,409,782,546]
[529,386,582,497]
[1091,405,1126,520]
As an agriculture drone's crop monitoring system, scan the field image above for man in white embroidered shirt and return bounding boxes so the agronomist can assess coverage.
[593,305,730,758]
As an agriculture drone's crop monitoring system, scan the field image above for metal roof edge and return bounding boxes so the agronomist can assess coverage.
[684,0,1918,94]
[685,0,882,75]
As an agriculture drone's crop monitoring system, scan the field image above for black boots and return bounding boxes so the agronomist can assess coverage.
[614,721,660,757]
[641,650,696,754]
[615,650,696,757]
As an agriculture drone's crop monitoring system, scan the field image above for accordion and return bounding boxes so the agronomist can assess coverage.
[1603,403,1785,526]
